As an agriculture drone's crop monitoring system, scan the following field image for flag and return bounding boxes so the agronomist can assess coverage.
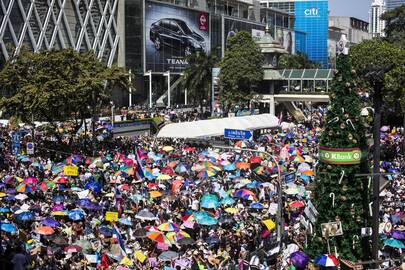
[135,148,145,180]
[114,187,123,214]
[112,224,126,256]
[278,111,283,125]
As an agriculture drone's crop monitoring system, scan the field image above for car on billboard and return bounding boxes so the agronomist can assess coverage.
[149,18,206,56]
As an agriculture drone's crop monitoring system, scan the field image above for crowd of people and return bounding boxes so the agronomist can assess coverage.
[0,114,403,270]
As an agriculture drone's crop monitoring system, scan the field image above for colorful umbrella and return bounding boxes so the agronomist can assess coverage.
[250,156,262,164]
[158,222,180,232]
[24,177,38,185]
[314,254,339,267]
[42,218,60,228]
[51,210,68,216]
[149,191,162,198]
[147,231,172,245]
[15,183,35,193]
[384,239,405,249]
[234,189,257,201]
[236,162,250,170]
[39,181,56,191]
[36,226,55,235]
[197,170,216,179]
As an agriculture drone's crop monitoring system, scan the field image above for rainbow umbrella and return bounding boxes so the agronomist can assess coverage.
[16,183,35,193]
[197,170,216,179]
[254,166,266,175]
[158,222,180,232]
[314,254,339,267]
[234,189,257,201]
[39,181,55,191]
[147,231,172,245]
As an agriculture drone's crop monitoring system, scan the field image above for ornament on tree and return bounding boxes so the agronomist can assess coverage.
[348,133,353,140]
[328,130,334,136]
[344,113,349,119]
[341,195,347,201]
[346,119,356,130]
[342,185,348,192]
[328,117,339,124]
[340,123,346,129]
[352,235,360,249]
[329,193,335,207]
[352,139,357,144]
[339,171,345,184]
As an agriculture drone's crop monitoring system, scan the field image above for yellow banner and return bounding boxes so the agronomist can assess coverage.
[63,165,78,176]
[105,211,119,222]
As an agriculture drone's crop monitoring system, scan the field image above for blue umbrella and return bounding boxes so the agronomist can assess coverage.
[41,218,60,228]
[15,211,34,221]
[193,211,218,226]
[53,195,65,203]
[118,218,132,226]
[84,181,102,193]
[4,195,15,201]
[77,199,92,207]
[0,207,10,213]
[220,196,235,206]
[85,203,103,211]
[1,223,17,233]
[200,194,220,209]
[224,164,236,171]
[99,226,113,237]
[384,239,405,249]
[68,209,85,221]
[250,202,264,209]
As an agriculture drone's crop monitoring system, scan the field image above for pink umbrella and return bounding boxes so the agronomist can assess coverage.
[52,204,64,211]
[24,177,38,185]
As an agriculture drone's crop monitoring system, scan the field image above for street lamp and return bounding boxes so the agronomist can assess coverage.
[179,72,186,106]
[110,101,115,128]
[163,71,171,108]
[145,70,153,109]
[128,69,132,108]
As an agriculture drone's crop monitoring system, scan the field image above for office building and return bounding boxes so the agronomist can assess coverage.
[369,0,387,37]
[386,0,405,10]
[0,0,124,67]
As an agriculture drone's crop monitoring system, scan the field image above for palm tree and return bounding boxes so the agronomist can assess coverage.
[181,51,217,111]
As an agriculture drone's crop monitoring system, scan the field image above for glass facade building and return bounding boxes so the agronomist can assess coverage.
[386,0,405,10]
[294,0,328,67]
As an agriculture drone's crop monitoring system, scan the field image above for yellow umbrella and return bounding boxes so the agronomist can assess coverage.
[162,146,174,152]
[225,207,238,214]
[134,250,147,263]
[0,192,6,198]
[157,174,171,181]
[51,211,68,216]
[104,192,115,197]
[120,256,134,266]
[149,191,162,198]
[262,219,276,231]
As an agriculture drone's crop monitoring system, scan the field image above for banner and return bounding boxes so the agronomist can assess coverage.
[105,211,119,222]
[319,146,363,165]
[64,165,79,176]
[145,1,210,73]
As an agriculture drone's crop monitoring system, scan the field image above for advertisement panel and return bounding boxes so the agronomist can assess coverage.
[224,17,295,54]
[224,17,265,49]
[145,1,210,73]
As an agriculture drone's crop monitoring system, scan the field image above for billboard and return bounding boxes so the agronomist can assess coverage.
[223,17,265,49]
[294,0,328,67]
[224,17,295,54]
[145,1,210,73]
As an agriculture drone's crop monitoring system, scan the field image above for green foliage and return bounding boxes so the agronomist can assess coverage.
[381,4,405,47]
[279,53,320,69]
[306,55,371,261]
[181,51,217,108]
[0,49,127,131]
[219,31,264,111]
[350,39,405,117]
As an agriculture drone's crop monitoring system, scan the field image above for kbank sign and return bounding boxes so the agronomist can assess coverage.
[304,6,320,17]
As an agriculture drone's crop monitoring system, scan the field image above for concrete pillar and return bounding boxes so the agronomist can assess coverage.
[269,95,275,115]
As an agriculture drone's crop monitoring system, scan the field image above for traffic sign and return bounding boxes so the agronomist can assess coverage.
[224,129,252,140]
[26,142,34,155]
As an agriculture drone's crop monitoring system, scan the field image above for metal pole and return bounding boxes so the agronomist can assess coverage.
[167,71,171,108]
[129,69,132,108]
[111,102,114,128]
[185,89,188,106]
[149,72,152,109]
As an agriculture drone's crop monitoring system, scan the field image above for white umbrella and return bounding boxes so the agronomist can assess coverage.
[15,194,28,201]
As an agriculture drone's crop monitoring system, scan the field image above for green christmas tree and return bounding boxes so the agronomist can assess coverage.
[306,53,371,261]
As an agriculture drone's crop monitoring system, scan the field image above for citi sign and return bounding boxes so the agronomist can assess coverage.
[304,6,320,17]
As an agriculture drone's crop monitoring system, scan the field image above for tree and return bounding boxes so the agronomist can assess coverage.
[180,51,217,109]
[0,49,127,136]
[306,54,371,261]
[278,52,320,69]
[350,39,405,122]
[381,4,405,47]
[219,31,264,112]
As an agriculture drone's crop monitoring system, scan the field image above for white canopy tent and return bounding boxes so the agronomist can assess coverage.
[157,114,279,139]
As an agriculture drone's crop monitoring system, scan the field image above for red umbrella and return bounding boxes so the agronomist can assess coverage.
[249,156,262,164]
[24,177,38,185]
[289,201,305,208]
[64,245,82,253]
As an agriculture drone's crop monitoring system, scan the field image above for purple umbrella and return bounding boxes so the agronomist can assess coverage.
[6,188,16,194]
[392,230,405,240]
[290,251,309,269]
[42,218,60,228]
[4,195,15,201]
[84,203,103,211]
[77,199,92,207]
[52,204,64,211]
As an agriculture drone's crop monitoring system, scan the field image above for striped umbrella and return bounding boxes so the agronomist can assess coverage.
[314,254,339,267]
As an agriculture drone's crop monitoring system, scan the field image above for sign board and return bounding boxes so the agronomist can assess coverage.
[64,165,79,176]
[284,172,296,184]
[26,142,34,155]
[304,207,316,224]
[224,129,252,140]
[361,227,372,237]
[11,133,21,155]
[321,221,343,238]
[105,211,119,222]
[307,200,319,217]
[319,146,364,165]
